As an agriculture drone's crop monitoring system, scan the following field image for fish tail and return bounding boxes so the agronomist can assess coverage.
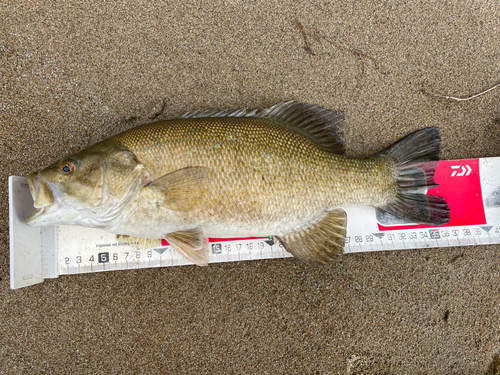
[377,127,450,226]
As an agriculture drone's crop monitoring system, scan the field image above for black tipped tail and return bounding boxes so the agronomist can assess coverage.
[378,128,450,226]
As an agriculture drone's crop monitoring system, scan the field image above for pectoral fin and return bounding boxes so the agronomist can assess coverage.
[149,167,210,211]
[277,209,347,266]
[166,228,209,266]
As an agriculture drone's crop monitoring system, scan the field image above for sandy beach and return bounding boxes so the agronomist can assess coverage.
[2,1,500,373]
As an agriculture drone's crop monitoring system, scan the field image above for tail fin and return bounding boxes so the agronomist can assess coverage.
[378,127,450,226]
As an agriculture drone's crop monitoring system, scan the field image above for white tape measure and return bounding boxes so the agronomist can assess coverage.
[9,157,500,289]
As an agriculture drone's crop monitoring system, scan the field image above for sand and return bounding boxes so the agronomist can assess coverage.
[2,0,500,373]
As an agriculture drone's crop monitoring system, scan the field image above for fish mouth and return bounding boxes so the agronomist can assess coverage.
[24,173,56,227]
[24,207,45,227]
[24,197,82,227]
[25,173,82,227]
[27,173,55,209]
[27,172,40,202]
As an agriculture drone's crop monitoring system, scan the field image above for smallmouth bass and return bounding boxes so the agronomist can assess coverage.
[25,101,450,266]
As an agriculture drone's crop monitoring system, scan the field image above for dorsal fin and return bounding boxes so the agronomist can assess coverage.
[179,101,345,154]
[257,101,345,154]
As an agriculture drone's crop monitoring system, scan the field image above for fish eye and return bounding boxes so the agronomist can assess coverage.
[60,162,75,174]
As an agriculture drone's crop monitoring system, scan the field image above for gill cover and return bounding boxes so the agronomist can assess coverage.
[64,158,104,208]
[59,147,147,210]
[104,150,149,203]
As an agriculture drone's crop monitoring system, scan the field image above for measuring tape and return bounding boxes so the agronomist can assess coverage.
[9,157,500,289]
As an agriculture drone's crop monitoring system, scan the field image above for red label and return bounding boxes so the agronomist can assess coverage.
[378,159,485,231]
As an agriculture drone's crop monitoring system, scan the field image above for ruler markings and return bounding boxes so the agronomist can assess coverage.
[54,227,500,275]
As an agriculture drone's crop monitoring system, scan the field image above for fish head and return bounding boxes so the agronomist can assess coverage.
[24,146,151,227]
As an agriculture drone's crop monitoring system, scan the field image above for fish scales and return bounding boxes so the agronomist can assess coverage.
[24,101,450,266]
[104,117,395,237]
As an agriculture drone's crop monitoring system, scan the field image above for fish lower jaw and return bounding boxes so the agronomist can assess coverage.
[24,207,45,227]
[24,204,84,227]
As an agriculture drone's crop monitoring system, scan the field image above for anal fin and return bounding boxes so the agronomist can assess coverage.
[277,209,347,266]
[166,228,209,266]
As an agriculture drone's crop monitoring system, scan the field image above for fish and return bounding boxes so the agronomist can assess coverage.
[24,101,450,266]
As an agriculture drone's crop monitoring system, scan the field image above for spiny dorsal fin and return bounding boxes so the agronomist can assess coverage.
[277,208,347,266]
[179,101,345,154]
[148,167,210,211]
[166,228,209,266]
[179,107,258,119]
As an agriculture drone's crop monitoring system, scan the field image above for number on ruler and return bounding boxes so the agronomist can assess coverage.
[98,252,109,263]
[211,244,222,254]
[429,229,440,239]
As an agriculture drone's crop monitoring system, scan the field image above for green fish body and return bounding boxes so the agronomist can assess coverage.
[25,102,449,266]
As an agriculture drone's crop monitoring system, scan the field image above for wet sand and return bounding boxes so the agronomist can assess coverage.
[2,1,500,373]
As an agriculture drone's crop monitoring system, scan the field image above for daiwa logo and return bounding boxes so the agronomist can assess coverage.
[451,165,472,177]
